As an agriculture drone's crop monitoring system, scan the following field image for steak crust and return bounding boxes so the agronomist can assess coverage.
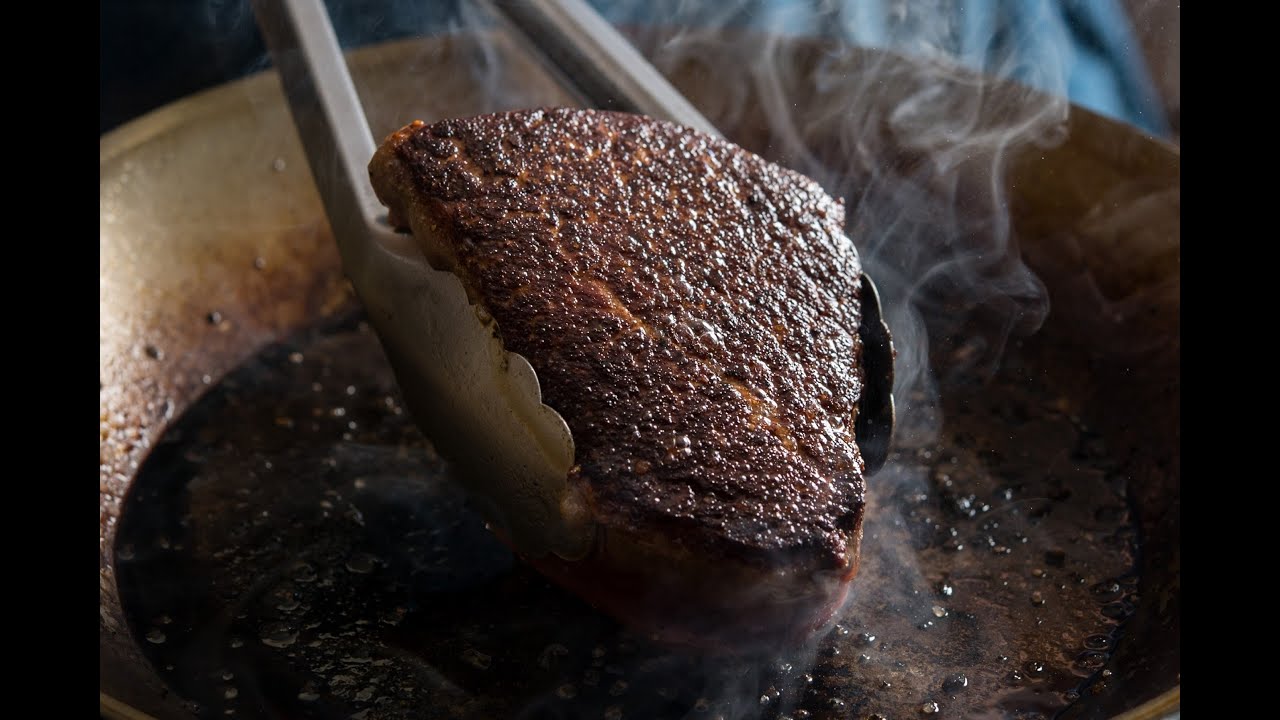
[370,108,866,646]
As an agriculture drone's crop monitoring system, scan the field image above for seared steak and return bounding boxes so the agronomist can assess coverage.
[369,108,866,649]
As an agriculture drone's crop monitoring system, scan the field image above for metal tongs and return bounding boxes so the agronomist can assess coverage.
[250,0,894,560]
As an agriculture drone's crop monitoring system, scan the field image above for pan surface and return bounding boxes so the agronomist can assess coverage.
[101,31,1178,720]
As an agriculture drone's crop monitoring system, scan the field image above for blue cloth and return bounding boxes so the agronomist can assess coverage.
[588,0,1170,138]
[281,0,1172,138]
[99,0,1170,139]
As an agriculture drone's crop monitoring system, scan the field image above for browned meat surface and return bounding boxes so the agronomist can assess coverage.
[369,108,866,648]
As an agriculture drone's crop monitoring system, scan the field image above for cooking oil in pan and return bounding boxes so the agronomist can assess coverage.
[116,313,1139,719]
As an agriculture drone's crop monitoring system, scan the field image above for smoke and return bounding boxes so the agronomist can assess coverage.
[413,2,1081,715]
[458,0,1069,615]
[556,0,1071,451]
[104,3,1162,716]
[362,0,1078,459]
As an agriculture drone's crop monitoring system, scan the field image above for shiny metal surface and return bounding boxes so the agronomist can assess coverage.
[251,0,585,559]
[484,0,720,135]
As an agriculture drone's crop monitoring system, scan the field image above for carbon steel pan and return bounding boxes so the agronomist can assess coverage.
[100,30,1178,720]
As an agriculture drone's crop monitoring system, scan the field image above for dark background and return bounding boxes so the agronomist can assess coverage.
[100,0,468,135]
[100,0,1179,141]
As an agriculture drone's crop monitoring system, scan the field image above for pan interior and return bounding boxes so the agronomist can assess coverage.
[101,31,1177,720]
[115,306,1141,720]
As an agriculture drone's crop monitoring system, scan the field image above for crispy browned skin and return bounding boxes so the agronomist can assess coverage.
[370,108,866,646]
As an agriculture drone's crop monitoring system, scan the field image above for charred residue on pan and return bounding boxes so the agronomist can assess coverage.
[115,313,1138,720]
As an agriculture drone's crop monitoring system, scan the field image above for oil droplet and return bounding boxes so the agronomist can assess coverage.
[253,257,266,270]
[1024,660,1047,677]
[293,563,317,583]
[345,553,376,574]
[206,311,223,325]
[932,605,948,618]
[556,683,578,699]
[298,692,320,702]
[146,629,166,644]
[1030,591,1046,606]
[223,687,238,700]
[144,345,163,361]
[1091,581,1123,601]
[538,643,569,670]
[941,673,969,693]
[1083,634,1113,651]
[259,623,297,648]
[922,701,940,713]
[229,637,244,648]
[1100,602,1129,619]
[856,632,877,647]
[461,648,492,670]
[1075,651,1107,670]
[272,157,287,172]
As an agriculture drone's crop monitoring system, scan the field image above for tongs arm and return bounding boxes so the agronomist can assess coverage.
[481,0,720,137]
[250,0,398,272]
[250,0,587,560]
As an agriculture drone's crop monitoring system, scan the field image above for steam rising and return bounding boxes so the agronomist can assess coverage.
[236,0,1070,447]
[423,0,1076,713]
[595,0,1070,451]
[107,2,1162,716]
